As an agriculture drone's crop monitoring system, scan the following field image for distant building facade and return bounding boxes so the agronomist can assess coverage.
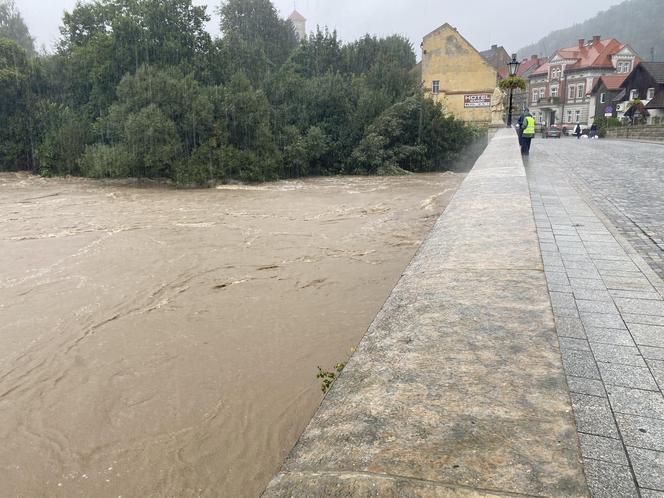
[421,24,497,125]
[527,36,639,127]
[288,10,306,41]
[480,45,511,71]
[615,62,664,123]
[589,74,628,123]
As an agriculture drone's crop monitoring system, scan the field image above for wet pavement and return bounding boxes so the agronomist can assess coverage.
[529,138,664,497]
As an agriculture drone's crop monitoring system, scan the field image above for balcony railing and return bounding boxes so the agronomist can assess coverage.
[537,96,560,106]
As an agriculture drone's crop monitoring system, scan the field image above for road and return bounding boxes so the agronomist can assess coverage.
[532,137,664,281]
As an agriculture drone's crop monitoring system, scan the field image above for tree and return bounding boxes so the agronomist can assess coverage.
[0,1,34,54]
[0,37,34,170]
[217,0,297,85]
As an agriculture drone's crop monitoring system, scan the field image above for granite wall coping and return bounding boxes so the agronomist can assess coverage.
[262,129,589,497]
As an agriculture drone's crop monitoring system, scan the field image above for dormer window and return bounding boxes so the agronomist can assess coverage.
[617,62,631,73]
[630,89,639,100]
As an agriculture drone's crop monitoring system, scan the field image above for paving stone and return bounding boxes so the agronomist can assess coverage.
[616,414,664,452]
[583,458,639,498]
[577,300,619,315]
[563,258,597,270]
[598,362,659,390]
[586,327,636,346]
[641,347,664,361]
[567,376,607,397]
[546,271,571,286]
[647,359,664,391]
[604,277,656,291]
[581,312,626,330]
[574,288,613,302]
[607,386,664,419]
[556,316,587,339]
[590,343,647,367]
[578,433,628,465]
[552,306,580,318]
[595,260,640,272]
[571,393,619,437]
[571,278,609,290]
[560,337,591,352]
[615,298,664,317]
[610,289,664,301]
[562,350,601,379]
[641,489,664,498]
[627,447,664,490]
[550,291,576,309]
[627,323,664,348]
[567,268,602,280]
[625,315,664,327]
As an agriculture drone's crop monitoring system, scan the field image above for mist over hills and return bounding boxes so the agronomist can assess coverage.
[517,0,664,61]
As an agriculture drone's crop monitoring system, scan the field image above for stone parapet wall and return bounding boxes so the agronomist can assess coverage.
[262,129,589,497]
[606,125,664,142]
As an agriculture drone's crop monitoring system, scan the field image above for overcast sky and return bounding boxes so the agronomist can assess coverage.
[17,0,625,55]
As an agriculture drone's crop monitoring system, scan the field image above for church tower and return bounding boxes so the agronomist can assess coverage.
[288,9,306,41]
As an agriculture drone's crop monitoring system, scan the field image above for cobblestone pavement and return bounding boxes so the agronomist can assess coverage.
[532,138,664,281]
[528,140,664,497]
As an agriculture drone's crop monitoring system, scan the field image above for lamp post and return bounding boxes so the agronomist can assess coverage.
[506,53,521,127]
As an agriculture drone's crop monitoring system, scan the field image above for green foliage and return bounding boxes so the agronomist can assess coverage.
[499,76,526,92]
[316,363,346,393]
[0,0,481,185]
[0,1,34,54]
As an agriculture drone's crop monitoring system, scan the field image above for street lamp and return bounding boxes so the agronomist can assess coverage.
[506,53,521,127]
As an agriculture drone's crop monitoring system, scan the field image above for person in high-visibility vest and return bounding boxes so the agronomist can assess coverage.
[521,110,536,156]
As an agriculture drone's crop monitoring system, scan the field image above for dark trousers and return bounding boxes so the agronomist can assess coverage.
[521,136,533,155]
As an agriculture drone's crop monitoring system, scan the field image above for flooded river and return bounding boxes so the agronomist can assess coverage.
[0,172,462,497]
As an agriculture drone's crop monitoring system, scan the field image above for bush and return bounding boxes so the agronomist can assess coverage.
[79,144,134,178]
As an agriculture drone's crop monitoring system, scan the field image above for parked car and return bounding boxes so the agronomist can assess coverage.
[543,124,562,138]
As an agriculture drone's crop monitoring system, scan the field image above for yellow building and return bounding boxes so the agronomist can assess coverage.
[421,24,497,125]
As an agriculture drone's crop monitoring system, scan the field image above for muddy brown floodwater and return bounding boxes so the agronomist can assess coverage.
[0,171,463,497]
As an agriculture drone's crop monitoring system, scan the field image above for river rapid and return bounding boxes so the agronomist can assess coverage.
[0,172,462,497]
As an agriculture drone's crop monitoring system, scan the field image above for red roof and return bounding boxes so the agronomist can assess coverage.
[288,10,306,22]
[498,56,543,79]
[531,62,550,77]
[595,73,629,91]
[555,38,630,71]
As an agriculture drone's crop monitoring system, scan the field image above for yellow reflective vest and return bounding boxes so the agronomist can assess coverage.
[523,116,536,137]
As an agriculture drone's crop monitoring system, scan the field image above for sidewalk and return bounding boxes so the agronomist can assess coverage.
[263,129,588,497]
[528,152,664,497]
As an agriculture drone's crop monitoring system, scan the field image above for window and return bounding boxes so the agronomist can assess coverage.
[567,110,573,123]
[600,93,606,104]
[551,86,559,97]
[539,88,545,99]
[617,62,631,73]
[432,80,440,94]
[630,89,639,100]
[551,67,561,79]
[575,110,581,122]
[568,85,576,100]
[532,89,539,103]
[577,83,585,99]
[647,88,656,100]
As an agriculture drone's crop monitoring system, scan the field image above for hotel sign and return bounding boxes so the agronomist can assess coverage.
[464,93,491,108]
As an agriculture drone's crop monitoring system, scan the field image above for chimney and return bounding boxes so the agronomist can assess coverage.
[491,44,497,49]
[531,54,538,61]
[592,35,601,45]
[579,38,585,48]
